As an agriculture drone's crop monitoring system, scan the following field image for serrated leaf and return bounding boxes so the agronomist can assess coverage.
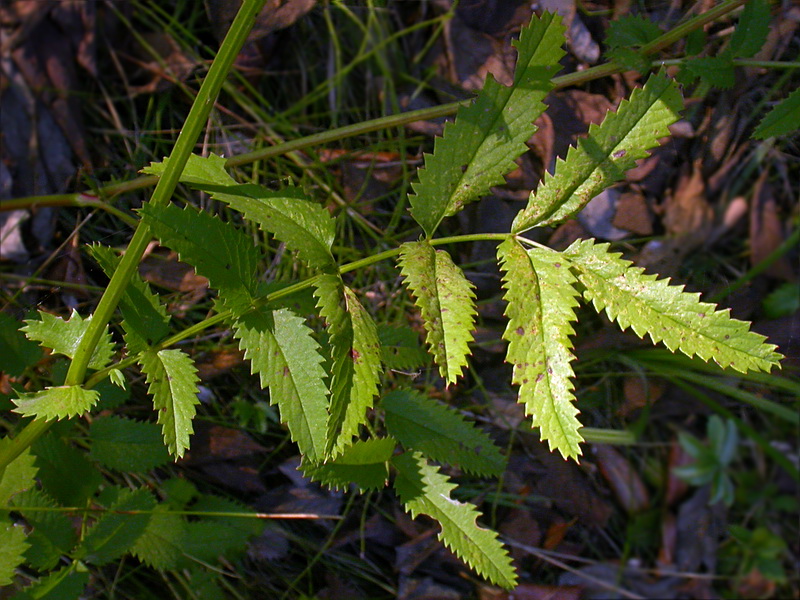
[605,15,663,49]
[11,386,99,421]
[13,564,89,600]
[497,238,583,459]
[730,0,770,58]
[607,47,652,75]
[0,519,28,586]
[88,244,170,354]
[233,307,329,462]
[142,152,236,187]
[139,203,260,316]
[0,312,41,377]
[12,489,76,570]
[753,87,800,140]
[398,241,476,386]
[301,438,395,492]
[0,440,37,506]
[22,310,114,370]
[78,487,155,566]
[89,416,171,473]
[131,504,186,570]
[565,238,783,373]
[409,12,566,236]
[140,348,200,458]
[32,433,102,507]
[383,389,506,476]
[392,452,517,589]
[187,181,337,270]
[683,55,735,89]
[512,71,683,233]
[378,323,427,371]
[314,274,382,456]
[179,495,263,565]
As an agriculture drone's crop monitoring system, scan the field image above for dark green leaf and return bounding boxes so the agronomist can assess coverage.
[0,312,41,377]
[730,0,770,58]
[89,416,171,473]
[32,434,102,506]
[13,489,76,570]
[301,438,395,491]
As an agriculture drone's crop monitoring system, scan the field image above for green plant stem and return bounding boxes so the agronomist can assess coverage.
[0,0,268,476]
[1,0,747,214]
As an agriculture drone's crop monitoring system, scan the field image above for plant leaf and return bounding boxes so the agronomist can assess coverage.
[11,385,99,421]
[142,152,236,187]
[314,274,382,456]
[392,452,517,589]
[301,438,396,492]
[139,203,260,316]
[565,238,784,373]
[0,519,28,587]
[131,504,186,570]
[140,348,201,458]
[0,440,38,506]
[89,416,171,473]
[88,244,171,354]
[512,70,683,233]
[0,312,41,377]
[383,389,506,476]
[13,564,89,600]
[31,433,102,507]
[233,307,329,463]
[409,12,566,236]
[77,487,155,566]
[398,241,476,386]
[22,310,114,370]
[12,489,76,570]
[753,86,800,140]
[497,238,583,459]
[605,15,662,49]
[378,323,427,371]
[730,0,770,58]
[683,55,735,89]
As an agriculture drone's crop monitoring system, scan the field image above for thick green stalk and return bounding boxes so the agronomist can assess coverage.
[0,0,268,474]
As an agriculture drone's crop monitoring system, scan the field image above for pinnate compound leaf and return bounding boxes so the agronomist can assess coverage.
[0,519,28,586]
[12,489,76,570]
[131,504,186,570]
[392,452,517,589]
[753,87,800,140]
[140,349,200,458]
[314,274,382,456]
[497,238,583,459]
[683,55,735,89]
[78,487,155,566]
[383,389,506,477]
[233,307,329,463]
[605,15,662,49]
[0,440,37,506]
[565,238,784,373]
[409,12,565,236]
[22,310,114,370]
[398,241,476,386]
[512,71,683,233]
[88,244,170,354]
[12,385,99,421]
[140,203,260,316]
[89,416,171,473]
[301,438,396,492]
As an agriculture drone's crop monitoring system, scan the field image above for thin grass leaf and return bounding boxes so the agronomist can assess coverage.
[409,12,566,237]
[398,241,476,386]
[140,348,201,458]
[234,307,329,463]
[140,203,260,316]
[497,238,583,459]
[512,70,683,233]
[301,438,396,492]
[314,274,382,456]
[565,238,783,373]
[383,389,506,477]
[392,452,517,589]
[22,310,114,370]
